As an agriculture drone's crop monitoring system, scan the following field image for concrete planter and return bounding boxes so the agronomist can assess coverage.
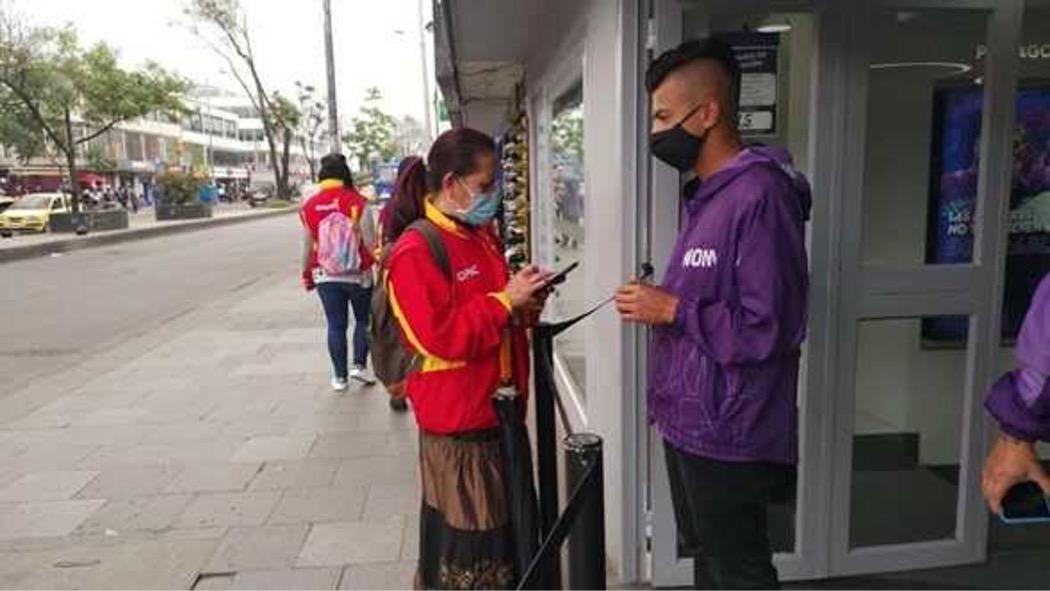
[155,203,213,221]
[49,210,130,234]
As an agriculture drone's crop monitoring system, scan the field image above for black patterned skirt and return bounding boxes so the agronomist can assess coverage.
[416,429,516,590]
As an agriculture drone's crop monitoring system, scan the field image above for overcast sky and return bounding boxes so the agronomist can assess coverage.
[6,0,436,124]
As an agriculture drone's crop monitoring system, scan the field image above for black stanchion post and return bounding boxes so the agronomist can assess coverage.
[565,433,605,590]
[532,323,560,588]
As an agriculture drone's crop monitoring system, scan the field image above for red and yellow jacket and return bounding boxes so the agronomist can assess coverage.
[385,200,529,434]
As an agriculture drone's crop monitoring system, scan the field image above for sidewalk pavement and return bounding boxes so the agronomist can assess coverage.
[0,270,419,589]
[0,204,297,264]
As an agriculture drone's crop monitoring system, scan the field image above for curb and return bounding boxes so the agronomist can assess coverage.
[0,207,298,265]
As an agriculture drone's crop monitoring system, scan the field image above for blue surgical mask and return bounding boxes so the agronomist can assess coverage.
[455,178,502,227]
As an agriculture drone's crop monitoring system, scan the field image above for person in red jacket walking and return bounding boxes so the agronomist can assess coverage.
[300,153,377,391]
[385,129,550,589]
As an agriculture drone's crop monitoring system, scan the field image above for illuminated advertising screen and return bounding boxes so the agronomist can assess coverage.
[925,84,1050,344]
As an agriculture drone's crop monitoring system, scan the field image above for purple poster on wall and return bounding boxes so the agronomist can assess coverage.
[924,84,1050,344]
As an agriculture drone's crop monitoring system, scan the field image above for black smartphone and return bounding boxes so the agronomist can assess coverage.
[544,261,579,289]
[1000,481,1050,524]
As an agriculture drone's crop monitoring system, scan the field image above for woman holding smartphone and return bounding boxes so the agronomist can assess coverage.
[384,128,550,589]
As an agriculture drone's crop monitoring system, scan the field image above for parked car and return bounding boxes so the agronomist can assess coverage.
[245,180,275,208]
[0,196,15,214]
[0,193,71,237]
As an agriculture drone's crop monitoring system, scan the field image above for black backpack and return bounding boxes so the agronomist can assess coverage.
[370,219,452,387]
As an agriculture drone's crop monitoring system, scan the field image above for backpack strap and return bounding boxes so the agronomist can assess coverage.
[406,219,452,281]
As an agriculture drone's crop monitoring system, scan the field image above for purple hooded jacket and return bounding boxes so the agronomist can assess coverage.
[985,273,1050,441]
[649,146,811,464]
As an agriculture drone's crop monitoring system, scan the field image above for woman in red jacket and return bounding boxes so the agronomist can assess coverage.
[385,129,549,589]
[300,154,377,391]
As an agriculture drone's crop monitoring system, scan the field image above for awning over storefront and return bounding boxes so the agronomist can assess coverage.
[77,172,106,186]
[433,0,526,133]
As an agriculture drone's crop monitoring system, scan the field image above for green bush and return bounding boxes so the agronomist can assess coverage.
[267,199,294,209]
[155,169,204,206]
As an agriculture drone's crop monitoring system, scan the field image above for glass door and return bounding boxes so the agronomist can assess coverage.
[828,0,1023,576]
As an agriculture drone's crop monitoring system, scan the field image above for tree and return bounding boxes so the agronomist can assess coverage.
[187,0,290,198]
[270,92,299,192]
[0,13,186,212]
[393,115,427,157]
[342,87,398,173]
[551,108,583,162]
[294,81,326,179]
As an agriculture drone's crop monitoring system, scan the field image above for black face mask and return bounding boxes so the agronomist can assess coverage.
[649,102,707,172]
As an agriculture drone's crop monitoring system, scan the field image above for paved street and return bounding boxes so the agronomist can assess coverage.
[0,204,286,259]
[0,216,418,589]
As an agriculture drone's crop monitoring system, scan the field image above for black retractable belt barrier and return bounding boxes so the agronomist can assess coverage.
[521,306,612,590]
[515,435,603,590]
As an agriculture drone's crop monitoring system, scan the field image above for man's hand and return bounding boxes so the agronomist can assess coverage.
[981,433,1050,514]
[301,269,316,292]
[615,283,678,325]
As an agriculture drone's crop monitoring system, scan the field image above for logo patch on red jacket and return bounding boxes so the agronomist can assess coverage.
[456,265,481,282]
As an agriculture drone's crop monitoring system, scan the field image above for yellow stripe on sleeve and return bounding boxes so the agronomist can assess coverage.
[387,279,466,373]
[488,292,513,313]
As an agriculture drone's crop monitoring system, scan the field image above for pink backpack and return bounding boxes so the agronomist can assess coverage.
[316,203,363,275]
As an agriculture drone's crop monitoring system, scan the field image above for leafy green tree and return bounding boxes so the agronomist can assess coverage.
[270,92,300,191]
[342,87,398,173]
[155,168,204,205]
[0,13,187,212]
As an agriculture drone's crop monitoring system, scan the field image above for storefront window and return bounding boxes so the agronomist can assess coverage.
[550,81,586,391]
[860,8,991,268]
[124,132,144,162]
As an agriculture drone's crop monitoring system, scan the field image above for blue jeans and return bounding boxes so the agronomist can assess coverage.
[317,282,372,378]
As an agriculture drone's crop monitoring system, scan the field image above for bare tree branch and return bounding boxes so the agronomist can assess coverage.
[75,116,128,146]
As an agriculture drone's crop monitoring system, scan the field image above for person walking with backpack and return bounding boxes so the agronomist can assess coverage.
[382,129,550,589]
[300,153,378,392]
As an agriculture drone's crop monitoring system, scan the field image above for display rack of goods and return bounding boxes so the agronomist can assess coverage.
[501,114,530,271]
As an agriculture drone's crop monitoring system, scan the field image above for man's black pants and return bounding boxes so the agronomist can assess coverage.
[664,441,794,590]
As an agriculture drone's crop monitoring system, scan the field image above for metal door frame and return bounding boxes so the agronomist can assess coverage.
[826,0,1022,577]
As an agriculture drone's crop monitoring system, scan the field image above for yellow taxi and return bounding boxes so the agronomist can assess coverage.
[0,193,71,236]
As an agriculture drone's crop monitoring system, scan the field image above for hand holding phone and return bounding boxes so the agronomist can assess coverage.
[543,261,579,290]
[505,265,553,309]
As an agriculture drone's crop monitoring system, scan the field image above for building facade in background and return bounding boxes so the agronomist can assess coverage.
[0,85,324,197]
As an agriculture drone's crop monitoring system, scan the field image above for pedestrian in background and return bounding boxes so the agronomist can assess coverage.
[616,38,811,589]
[385,129,550,589]
[378,155,425,253]
[374,155,424,412]
[982,272,1050,512]
[299,153,378,392]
